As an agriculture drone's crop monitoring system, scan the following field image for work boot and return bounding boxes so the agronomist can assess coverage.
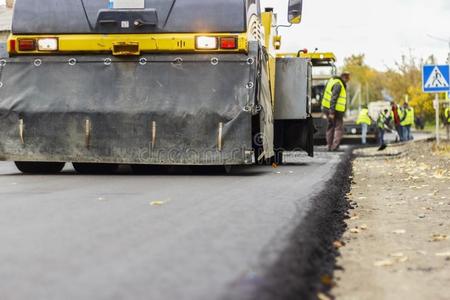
[378,144,387,151]
[331,145,340,152]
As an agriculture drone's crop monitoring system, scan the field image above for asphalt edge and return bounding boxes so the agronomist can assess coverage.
[245,149,354,300]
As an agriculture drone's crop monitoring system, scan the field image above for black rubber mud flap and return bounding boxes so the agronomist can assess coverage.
[0,43,259,165]
[273,118,314,159]
[305,116,314,157]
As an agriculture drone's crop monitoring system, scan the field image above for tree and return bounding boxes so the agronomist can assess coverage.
[384,55,436,121]
[343,53,438,122]
[342,54,383,108]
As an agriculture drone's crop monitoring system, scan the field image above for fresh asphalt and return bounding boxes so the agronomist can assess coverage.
[0,149,345,300]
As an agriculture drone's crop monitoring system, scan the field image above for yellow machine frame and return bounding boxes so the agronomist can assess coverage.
[277,52,336,63]
[261,10,278,105]
[8,33,248,55]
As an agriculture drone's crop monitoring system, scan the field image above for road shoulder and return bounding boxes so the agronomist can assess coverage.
[334,141,450,300]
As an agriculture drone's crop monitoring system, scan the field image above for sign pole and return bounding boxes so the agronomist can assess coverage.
[423,64,449,144]
[435,93,440,144]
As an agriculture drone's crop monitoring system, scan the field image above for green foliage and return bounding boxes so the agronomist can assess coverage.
[384,55,436,120]
[342,54,440,122]
[342,54,383,107]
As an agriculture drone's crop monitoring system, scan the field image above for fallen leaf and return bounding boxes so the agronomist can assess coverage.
[350,228,361,234]
[150,201,166,206]
[388,253,409,263]
[394,201,407,205]
[333,240,345,249]
[397,256,409,263]
[374,259,394,267]
[320,275,333,286]
[360,224,368,230]
[390,252,404,257]
[317,292,332,300]
[430,234,448,242]
[272,163,278,169]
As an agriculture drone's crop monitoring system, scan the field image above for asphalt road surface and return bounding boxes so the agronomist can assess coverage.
[0,150,345,300]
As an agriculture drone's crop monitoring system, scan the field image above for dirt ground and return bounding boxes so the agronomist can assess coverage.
[333,141,450,300]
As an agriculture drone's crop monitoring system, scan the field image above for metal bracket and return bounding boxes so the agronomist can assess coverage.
[19,119,25,145]
[151,121,157,151]
[85,119,91,149]
[218,122,224,151]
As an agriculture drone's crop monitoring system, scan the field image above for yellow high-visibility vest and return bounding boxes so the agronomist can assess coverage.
[377,112,388,129]
[445,108,450,123]
[401,107,414,126]
[356,108,371,125]
[322,78,347,113]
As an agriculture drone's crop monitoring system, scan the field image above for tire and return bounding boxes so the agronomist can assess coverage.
[131,165,168,175]
[73,163,119,175]
[15,162,65,174]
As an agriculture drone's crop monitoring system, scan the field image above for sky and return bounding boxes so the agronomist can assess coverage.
[261,0,450,70]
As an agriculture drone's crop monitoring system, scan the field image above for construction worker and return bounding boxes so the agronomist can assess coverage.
[400,102,415,141]
[322,72,350,151]
[377,109,389,151]
[356,106,372,145]
[390,102,403,142]
[445,105,450,140]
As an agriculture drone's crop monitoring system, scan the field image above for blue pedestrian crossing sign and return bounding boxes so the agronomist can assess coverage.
[422,65,450,93]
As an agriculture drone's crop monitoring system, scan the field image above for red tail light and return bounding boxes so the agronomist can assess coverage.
[220,37,237,49]
[18,39,36,51]
[9,39,16,53]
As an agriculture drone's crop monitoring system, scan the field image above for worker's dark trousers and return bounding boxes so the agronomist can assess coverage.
[378,129,385,146]
[395,125,403,141]
[325,112,344,150]
[403,126,412,141]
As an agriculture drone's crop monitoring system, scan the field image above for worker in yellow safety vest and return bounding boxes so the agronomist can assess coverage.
[400,102,415,141]
[445,106,450,140]
[377,109,389,151]
[356,107,372,145]
[322,72,351,151]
